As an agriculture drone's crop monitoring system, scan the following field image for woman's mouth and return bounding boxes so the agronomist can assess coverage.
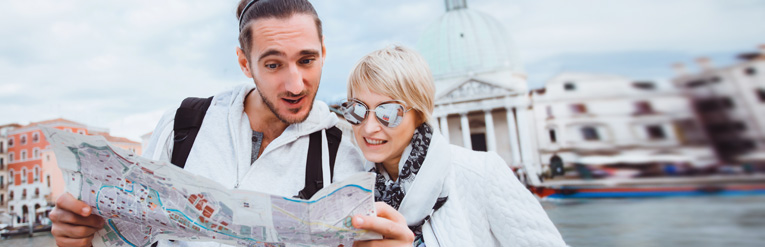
[364,137,387,145]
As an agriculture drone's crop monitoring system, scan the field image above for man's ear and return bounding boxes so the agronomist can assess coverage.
[236,47,253,78]
[321,39,327,63]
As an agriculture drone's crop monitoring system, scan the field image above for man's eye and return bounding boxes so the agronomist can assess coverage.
[300,59,314,64]
[265,64,279,69]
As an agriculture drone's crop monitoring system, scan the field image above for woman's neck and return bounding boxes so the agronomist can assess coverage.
[382,156,402,181]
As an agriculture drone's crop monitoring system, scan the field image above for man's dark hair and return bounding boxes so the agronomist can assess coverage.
[236,0,323,57]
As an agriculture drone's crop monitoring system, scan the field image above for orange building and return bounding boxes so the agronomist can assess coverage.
[5,118,141,224]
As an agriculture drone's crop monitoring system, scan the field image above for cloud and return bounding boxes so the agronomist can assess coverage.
[1,0,763,142]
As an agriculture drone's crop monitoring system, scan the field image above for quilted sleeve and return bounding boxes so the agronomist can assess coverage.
[483,153,567,247]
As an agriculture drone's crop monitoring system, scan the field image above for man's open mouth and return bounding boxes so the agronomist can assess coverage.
[283,96,304,104]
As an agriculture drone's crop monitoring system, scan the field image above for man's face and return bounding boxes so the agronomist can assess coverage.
[244,14,324,124]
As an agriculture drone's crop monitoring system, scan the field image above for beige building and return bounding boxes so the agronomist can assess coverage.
[672,45,765,165]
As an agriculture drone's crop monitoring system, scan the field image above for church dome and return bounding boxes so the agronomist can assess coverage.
[416,1,520,79]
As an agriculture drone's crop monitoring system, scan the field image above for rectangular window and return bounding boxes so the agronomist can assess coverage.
[720,97,735,108]
[571,104,588,114]
[581,127,600,141]
[546,106,554,119]
[549,129,557,143]
[632,81,656,90]
[647,125,667,140]
[564,82,576,91]
[745,67,757,76]
[635,101,654,115]
[757,89,765,103]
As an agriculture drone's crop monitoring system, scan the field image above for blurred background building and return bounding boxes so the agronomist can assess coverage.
[417,0,544,184]
[408,0,765,191]
[672,46,765,167]
[531,73,718,180]
[0,118,140,227]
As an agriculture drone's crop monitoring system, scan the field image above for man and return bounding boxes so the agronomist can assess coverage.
[49,0,413,246]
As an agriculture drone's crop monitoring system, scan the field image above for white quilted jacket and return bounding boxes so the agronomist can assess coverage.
[378,132,567,247]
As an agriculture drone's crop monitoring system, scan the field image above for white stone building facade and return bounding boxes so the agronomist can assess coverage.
[531,73,718,178]
[672,46,765,165]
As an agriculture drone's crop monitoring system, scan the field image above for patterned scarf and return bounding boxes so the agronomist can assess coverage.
[369,123,432,245]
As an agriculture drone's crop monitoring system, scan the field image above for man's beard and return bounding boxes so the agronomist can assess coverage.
[256,87,315,124]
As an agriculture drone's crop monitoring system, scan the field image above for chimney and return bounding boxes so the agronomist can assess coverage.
[696,57,713,71]
[672,63,686,76]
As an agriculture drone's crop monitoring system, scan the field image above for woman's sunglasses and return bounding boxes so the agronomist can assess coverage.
[341,99,412,128]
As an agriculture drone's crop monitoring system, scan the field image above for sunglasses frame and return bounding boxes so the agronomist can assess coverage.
[342,98,413,128]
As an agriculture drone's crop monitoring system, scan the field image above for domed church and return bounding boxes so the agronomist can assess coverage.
[417,0,542,184]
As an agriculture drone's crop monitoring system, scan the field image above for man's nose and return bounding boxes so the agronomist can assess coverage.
[285,65,305,95]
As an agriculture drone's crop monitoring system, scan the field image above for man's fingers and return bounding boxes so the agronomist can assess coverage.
[373,202,406,224]
[52,222,101,239]
[50,206,104,228]
[53,234,96,247]
[56,192,93,217]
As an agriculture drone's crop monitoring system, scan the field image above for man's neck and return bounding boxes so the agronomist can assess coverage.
[244,89,289,141]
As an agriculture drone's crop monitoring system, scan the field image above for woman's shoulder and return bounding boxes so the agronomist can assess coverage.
[444,144,509,175]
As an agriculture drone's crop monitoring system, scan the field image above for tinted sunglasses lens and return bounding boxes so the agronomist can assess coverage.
[375,103,405,127]
[342,101,367,125]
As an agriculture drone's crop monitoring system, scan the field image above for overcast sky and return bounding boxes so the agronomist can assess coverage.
[1,0,764,142]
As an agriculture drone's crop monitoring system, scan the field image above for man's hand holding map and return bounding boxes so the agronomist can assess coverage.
[42,127,381,247]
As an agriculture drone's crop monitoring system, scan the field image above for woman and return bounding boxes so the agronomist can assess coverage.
[343,46,567,246]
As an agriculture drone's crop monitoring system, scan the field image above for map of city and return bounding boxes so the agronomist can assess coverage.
[42,127,380,247]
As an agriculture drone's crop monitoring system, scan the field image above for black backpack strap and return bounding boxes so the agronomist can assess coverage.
[170,96,214,169]
[296,126,342,199]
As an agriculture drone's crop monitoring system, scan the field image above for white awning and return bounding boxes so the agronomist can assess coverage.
[575,154,694,165]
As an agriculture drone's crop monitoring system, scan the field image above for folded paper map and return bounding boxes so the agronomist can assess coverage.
[42,127,381,247]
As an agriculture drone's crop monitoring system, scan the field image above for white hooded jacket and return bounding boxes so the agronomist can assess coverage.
[143,84,366,247]
[364,131,567,247]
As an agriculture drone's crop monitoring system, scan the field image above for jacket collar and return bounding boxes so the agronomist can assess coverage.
[393,130,452,226]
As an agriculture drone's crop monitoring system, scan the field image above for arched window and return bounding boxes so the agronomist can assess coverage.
[22,189,27,199]
[20,150,26,161]
[8,137,14,147]
[33,148,40,159]
[47,175,51,188]
[34,167,39,182]
[8,170,13,184]
[77,130,85,135]
[20,135,26,145]
[21,168,27,183]
[32,132,39,143]
[35,188,39,197]
[9,152,14,163]
[9,191,13,200]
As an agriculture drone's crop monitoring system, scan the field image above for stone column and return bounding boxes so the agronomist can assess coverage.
[439,114,450,143]
[460,113,472,149]
[484,109,496,151]
[505,107,522,165]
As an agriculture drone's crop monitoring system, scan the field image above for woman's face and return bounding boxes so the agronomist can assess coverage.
[351,88,419,168]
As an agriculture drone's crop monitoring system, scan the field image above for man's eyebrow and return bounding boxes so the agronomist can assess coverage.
[258,49,286,62]
[300,49,320,56]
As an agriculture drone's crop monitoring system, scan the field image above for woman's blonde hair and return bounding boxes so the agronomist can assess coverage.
[347,45,436,124]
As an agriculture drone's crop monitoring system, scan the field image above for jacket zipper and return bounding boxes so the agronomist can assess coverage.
[428,215,445,247]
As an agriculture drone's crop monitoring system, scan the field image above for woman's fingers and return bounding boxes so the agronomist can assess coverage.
[352,202,414,243]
